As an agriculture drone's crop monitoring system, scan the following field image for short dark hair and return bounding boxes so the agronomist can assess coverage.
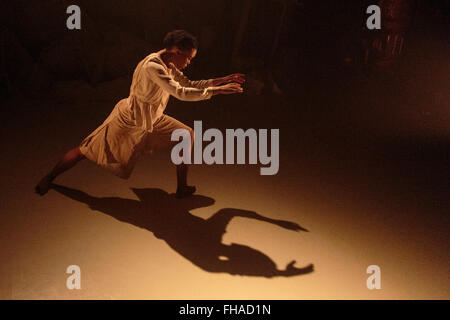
[163,30,198,51]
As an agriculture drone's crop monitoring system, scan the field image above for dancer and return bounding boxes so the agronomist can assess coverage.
[35,30,244,198]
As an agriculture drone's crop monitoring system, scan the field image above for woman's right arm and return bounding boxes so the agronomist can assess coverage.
[146,61,242,101]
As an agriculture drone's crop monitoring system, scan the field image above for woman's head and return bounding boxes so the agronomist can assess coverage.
[163,30,198,51]
[163,30,198,70]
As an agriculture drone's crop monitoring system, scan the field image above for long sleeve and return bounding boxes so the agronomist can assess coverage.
[168,62,214,89]
[145,60,213,102]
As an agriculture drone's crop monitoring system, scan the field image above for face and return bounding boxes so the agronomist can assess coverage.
[171,47,197,70]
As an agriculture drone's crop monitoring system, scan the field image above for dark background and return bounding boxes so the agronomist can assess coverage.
[1,0,448,191]
[1,0,449,94]
[0,0,448,299]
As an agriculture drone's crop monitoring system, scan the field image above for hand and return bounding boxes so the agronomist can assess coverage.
[213,73,246,86]
[213,82,243,95]
[285,261,314,275]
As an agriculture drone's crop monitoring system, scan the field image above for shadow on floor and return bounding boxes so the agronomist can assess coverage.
[51,183,314,278]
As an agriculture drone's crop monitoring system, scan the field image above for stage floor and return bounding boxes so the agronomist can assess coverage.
[1,65,448,299]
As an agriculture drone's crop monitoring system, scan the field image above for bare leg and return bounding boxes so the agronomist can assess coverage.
[35,147,85,196]
[176,164,196,198]
[175,129,196,198]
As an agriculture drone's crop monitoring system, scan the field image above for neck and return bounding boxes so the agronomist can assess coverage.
[160,49,174,67]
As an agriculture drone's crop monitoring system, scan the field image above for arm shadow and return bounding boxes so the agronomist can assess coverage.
[51,183,314,278]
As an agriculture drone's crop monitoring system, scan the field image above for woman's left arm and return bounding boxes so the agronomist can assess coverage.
[211,73,246,86]
[169,63,214,89]
[170,63,245,89]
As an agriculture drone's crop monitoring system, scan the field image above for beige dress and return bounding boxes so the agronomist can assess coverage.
[79,51,214,179]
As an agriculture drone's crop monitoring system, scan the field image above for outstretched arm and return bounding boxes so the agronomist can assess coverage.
[147,61,213,101]
[169,63,214,89]
[169,63,245,89]
[207,208,308,232]
[147,62,243,101]
[211,73,246,86]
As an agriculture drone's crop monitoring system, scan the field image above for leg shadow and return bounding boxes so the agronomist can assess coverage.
[51,183,314,278]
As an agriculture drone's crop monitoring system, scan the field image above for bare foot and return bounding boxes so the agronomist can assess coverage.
[176,185,196,199]
[35,175,54,196]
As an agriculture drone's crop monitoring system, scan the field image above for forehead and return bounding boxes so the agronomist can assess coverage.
[180,48,197,59]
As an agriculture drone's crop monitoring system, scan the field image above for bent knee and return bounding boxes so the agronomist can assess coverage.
[76,147,87,160]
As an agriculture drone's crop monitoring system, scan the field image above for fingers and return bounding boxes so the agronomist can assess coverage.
[232,73,245,83]
[222,88,242,95]
[230,84,243,93]
[228,82,242,89]
[223,87,243,94]
[215,82,243,95]
[226,82,243,93]
[225,73,246,84]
